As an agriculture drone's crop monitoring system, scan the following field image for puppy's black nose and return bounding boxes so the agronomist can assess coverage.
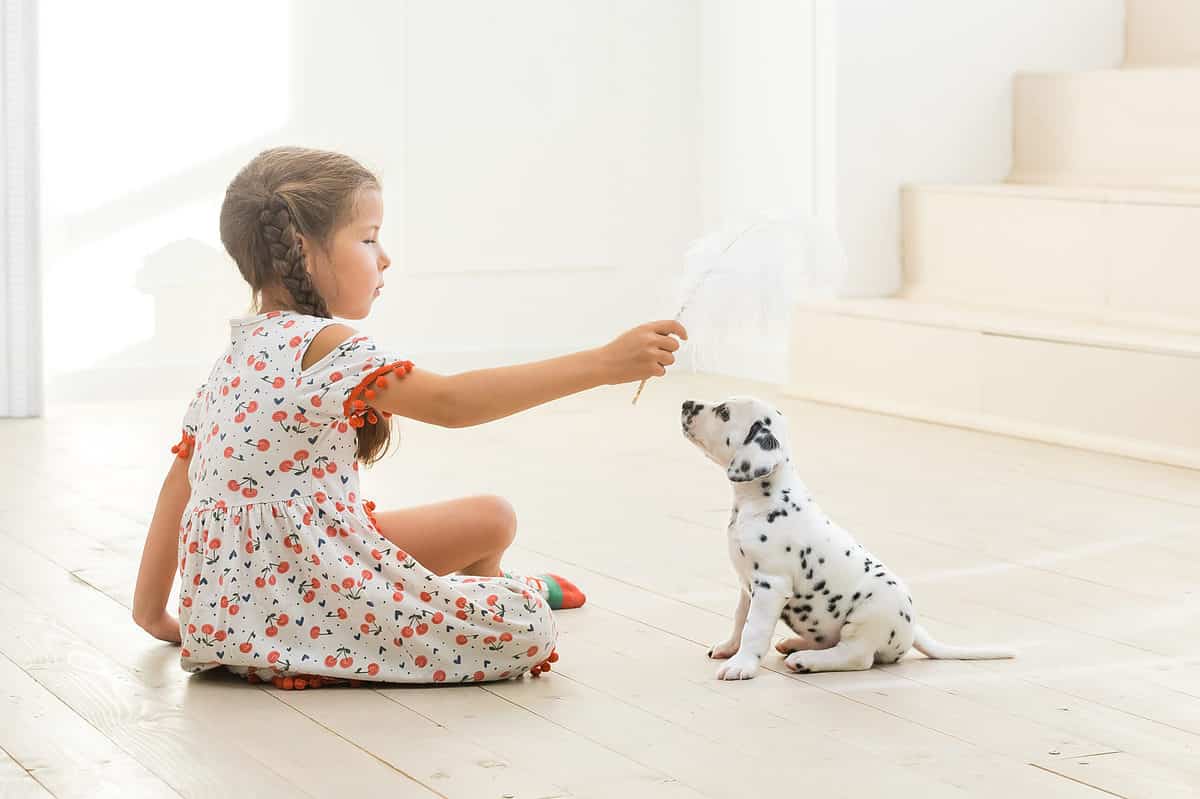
[682,400,694,412]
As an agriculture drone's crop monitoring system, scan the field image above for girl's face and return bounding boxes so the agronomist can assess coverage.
[307,188,390,319]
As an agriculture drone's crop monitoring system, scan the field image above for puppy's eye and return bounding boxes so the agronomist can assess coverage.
[725,437,730,446]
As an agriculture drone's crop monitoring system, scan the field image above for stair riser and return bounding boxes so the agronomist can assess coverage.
[1012,71,1200,189]
[1126,0,1200,66]
[788,310,1200,469]
[902,187,1200,322]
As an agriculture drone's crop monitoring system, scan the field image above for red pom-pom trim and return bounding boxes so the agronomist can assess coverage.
[363,498,382,533]
[170,430,196,460]
[342,360,413,424]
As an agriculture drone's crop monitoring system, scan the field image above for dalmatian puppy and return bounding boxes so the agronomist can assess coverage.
[682,396,1015,680]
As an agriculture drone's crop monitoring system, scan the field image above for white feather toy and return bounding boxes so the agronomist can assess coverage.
[632,211,849,403]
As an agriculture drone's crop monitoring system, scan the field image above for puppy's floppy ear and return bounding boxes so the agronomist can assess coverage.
[726,419,785,482]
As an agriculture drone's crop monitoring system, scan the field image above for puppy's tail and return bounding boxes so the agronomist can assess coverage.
[912,625,1015,660]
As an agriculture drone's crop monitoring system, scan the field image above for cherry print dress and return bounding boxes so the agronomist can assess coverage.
[170,310,556,684]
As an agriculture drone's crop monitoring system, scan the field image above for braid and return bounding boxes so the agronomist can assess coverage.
[259,196,331,318]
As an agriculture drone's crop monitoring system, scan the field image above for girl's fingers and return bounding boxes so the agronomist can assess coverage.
[652,320,688,340]
[658,336,681,352]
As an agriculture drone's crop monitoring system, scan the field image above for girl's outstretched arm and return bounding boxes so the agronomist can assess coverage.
[308,320,687,428]
[132,453,190,643]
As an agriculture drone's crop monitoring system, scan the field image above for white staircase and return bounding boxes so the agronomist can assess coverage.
[1011,70,1200,189]
[788,1,1200,470]
[1125,0,1200,67]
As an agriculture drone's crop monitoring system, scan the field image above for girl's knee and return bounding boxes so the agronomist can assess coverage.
[477,494,517,549]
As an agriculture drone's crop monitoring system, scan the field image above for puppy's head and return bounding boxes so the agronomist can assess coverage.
[681,396,788,482]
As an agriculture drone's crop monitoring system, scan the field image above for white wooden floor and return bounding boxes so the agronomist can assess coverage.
[2,369,1199,799]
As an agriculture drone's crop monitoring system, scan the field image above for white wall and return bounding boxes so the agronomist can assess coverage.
[835,0,1125,296]
[38,0,1129,401]
[39,0,303,397]
[39,0,703,400]
[396,1,701,356]
[700,0,818,229]
[695,0,826,384]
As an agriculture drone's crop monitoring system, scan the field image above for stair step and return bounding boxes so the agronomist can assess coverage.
[1012,69,1200,189]
[901,183,1200,327]
[1126,0,1200,67]
[788,299,1200,469]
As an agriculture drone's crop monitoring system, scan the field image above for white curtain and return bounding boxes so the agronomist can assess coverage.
[1,0,41,417]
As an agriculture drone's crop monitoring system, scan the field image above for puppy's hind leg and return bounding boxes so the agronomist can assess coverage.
[775,635,835,655]
[784,622,875,674]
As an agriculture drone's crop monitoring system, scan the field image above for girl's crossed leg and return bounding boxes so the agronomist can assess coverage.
[373,495,586,609]
[373,494,517,577]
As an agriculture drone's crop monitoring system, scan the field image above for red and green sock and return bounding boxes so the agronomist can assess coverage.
[503,572,586,610]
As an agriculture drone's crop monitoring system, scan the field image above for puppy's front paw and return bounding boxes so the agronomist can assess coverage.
[715,653,759,680]
[707,639,739,660]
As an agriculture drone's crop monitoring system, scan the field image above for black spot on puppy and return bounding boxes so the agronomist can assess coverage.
[742,420,779,451]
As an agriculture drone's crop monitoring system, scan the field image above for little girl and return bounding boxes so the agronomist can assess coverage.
[131,146,687,688]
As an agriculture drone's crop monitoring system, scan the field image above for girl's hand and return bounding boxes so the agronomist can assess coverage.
[137,610,182,644]
[597,320,688,385]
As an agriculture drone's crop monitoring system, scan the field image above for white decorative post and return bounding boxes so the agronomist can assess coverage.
[1,0,41,417]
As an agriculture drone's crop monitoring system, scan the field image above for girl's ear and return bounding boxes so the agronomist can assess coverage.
[295,233,311,266]
[297,234,326,277]
[726,420,784,482]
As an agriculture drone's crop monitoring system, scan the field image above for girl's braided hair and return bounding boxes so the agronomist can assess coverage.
[219,146,392,464]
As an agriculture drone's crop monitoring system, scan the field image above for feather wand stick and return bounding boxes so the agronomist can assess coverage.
[632,212,847,404]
